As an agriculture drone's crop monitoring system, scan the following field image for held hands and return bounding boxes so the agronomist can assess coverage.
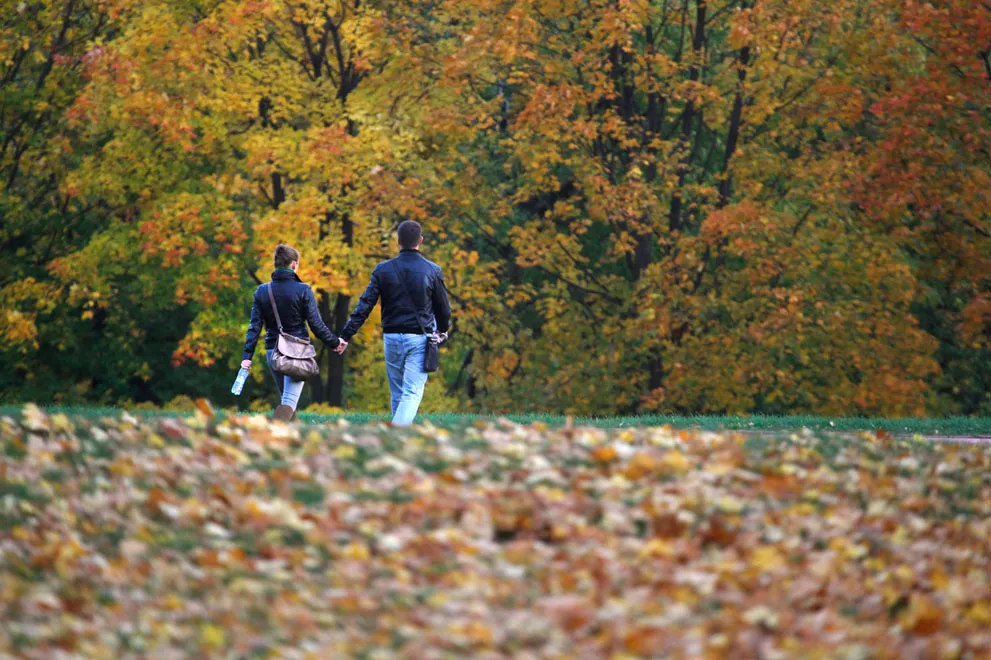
[333,333,443,356]
[241,359,252,370]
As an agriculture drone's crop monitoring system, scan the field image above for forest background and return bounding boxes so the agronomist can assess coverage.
[1,0,988,417]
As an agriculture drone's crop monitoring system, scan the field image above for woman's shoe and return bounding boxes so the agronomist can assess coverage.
[273,404,294,421]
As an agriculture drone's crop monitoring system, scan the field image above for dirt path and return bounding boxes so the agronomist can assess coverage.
[728,429,991,445]
[914,435,991,444]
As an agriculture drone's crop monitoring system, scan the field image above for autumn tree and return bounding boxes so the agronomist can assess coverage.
[1,0,986,416]
[397,0,939,415]
[854,0,991,414]
[0,0,196,404]
[65,0,460,408]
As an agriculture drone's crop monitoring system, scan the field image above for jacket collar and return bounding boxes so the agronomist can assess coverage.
[271,269,302,282]
[399,249,423,257]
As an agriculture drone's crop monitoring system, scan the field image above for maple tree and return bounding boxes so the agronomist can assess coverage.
[402,0,941,415]
[853,0,991,414]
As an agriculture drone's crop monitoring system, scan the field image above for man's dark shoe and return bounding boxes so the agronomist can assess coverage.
[273,405,294,422]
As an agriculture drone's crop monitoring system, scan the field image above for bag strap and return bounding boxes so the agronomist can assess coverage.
[391,261,431,337]
[265,283,284,333]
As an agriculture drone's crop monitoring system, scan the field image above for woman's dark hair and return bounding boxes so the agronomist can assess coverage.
[274,244,300,269]
[397,220,422,250]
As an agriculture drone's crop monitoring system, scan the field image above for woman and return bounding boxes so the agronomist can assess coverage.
[241,244,344,420]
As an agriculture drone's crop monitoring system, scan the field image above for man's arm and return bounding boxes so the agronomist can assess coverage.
[341,269,380,341]
[432,268,451,335]
[303,286,341,348]
[242,290,264,361]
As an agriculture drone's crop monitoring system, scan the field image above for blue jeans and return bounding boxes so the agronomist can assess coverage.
[266,349,305,409]
[383,333,429,426]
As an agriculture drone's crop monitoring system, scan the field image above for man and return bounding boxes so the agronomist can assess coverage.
[338,220,451,426]
[241,244,342,421]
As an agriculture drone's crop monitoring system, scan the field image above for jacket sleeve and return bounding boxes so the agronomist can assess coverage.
[432,268,452,335]
[341,269,380,341]
[303,286,340,348]
[242,290,264,361]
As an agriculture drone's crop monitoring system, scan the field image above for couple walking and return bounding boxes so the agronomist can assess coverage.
[240,221,451,425]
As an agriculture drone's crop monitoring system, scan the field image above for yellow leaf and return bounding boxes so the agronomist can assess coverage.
[660,451,691,474]
[967,601,991,624]
[134,525,155,543]
[200,623,226,650]
[460,621,494,647]
[109,458,135,477]
[624,453,658,480]
[639,539,675,559]
[342,542,370,561]
[50,413,74,433]
[843,542,869,560]
[750,546,785,572]
[716,496,744,514]
[54,538,84,578]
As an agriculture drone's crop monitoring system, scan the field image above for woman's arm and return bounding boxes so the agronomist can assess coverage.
[242,290,264,361]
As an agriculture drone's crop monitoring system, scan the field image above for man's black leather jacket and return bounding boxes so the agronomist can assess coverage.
[341,250,451,340]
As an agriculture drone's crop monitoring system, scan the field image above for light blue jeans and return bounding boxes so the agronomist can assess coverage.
[266,349,305,409]
[383,333,429,426]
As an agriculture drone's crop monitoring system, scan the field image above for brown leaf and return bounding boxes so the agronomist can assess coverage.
[901,593,943,635]
[699,514,738,547]
[539,594,593,632]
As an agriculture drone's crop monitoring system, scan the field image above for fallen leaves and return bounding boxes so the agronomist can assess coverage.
[591,445,618,463]
[1,410,990,657]
[902,593,944,636]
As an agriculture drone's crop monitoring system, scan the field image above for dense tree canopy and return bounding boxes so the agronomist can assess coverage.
[1,0,989,415]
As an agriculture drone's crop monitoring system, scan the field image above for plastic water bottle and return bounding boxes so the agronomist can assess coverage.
[231,367,250,396]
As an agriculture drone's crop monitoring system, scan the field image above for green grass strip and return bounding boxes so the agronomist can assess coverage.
[1,405,990,436]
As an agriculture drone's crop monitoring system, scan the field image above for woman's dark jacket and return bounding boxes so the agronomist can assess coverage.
[242,269,340,361]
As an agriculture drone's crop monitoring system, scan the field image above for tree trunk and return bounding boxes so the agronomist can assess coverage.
[668,0,707,233]
[718,46,750,207]
[317,210,354,407]
[323,291,351,406]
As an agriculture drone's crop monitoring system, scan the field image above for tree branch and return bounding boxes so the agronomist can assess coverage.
[964,217,991,238]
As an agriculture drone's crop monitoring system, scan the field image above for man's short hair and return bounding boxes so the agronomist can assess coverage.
[274,244,300,269]
[397,220,422,250]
